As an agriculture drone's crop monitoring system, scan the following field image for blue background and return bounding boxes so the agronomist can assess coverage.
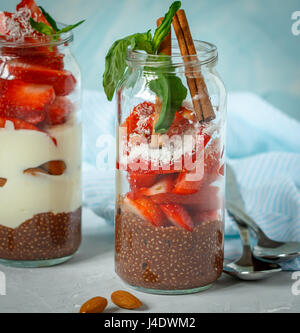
[1,0,300,120]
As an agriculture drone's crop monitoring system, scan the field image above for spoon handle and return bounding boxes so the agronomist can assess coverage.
[226,200,266,238]
[228,210,254,266]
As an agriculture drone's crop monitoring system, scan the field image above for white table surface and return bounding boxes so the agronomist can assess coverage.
[0,207,299,313]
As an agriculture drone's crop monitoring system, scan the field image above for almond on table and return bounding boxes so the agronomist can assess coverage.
[79,297,108,314]
[111,291,142,310]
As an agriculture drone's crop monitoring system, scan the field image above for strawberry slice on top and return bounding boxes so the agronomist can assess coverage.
[16,0,51,26]
[123,194,165,227]
[122,101,155,139]
[160,204,194,231]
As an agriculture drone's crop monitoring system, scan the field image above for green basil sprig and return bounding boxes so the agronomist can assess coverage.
[103,1,187,133]
[29,6,85,38]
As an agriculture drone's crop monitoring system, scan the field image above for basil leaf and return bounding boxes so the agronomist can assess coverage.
[39,6,59,32]
[29,18,53,35]
[57,20,85,34]
[152,1,181,53]
[149,72,187,133]
[103,32,154,101]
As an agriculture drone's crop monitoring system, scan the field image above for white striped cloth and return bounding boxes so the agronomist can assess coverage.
[82,90,300,270]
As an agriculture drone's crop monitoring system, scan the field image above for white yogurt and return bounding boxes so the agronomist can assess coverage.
[0,119,82,228]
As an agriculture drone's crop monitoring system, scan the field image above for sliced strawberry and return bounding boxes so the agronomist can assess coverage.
[123,194,165,227]
[0,79,55,123]
[0,116,39,130]
[179,107,196,121]
[203,148,220,185]
[16,0,51,26]
[0,11,13,35]
[45,96,73,126]
[166,109,193,137]
[122,102,155,138]
[219,163,225,176]
[7,60,76,96]
[160,204,194,231]
[191,209,220,223]
[173,166,205,195]
[152,185,220,208]
[127,172,157,190]
[19,54,65,70]
[139,175,174,196]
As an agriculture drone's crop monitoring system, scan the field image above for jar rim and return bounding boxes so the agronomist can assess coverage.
[0,22,73,48]
[127,39,217,68]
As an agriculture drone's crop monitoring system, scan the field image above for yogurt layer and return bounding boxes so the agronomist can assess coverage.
[0,119,82,228]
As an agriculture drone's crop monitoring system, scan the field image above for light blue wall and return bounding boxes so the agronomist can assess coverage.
[1,0,300,120]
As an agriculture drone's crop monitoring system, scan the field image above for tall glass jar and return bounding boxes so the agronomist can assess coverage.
[115,40,226,294]
[0,30,82,267]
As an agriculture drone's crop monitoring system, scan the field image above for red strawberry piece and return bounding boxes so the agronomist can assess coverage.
[160,204,194,231]
[16,0,51,26]
[203,149,220,185]
[45,97,73,126]
[139,175,174,196]
[0,79,55,123]
[219,163,225,176]
[123,194,165,227]
[127,172,157,190]
[7,60,76,96]
[0,12,13,35]
[122,101,155,138]
[173,166,205,195]
[20,54,65,71]
[152,185,220,207]
[0,116,39,130]
[166,109,193,137]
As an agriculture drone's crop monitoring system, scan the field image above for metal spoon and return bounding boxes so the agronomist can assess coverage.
[223,216,282,280]
[226,163,300,263]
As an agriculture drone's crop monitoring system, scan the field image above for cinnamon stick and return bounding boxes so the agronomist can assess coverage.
[173,9,215,122]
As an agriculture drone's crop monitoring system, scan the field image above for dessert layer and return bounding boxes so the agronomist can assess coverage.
[0,118,82,228]
[115,211,224,290]
[0,208,81,260]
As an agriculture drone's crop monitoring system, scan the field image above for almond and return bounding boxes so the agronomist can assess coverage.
[41,160,66,175]
[23,168,47,176]
[111,290,142,310]
[79,296,108,313]
[0,178,7,187]
[23,160,66,176]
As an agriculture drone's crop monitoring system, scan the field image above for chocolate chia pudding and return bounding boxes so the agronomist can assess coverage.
[115,210,224,291]
[0,208,81,261]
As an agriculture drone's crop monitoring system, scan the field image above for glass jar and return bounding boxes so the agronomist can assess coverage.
[0,30,82,267]
[115,40,226,294]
